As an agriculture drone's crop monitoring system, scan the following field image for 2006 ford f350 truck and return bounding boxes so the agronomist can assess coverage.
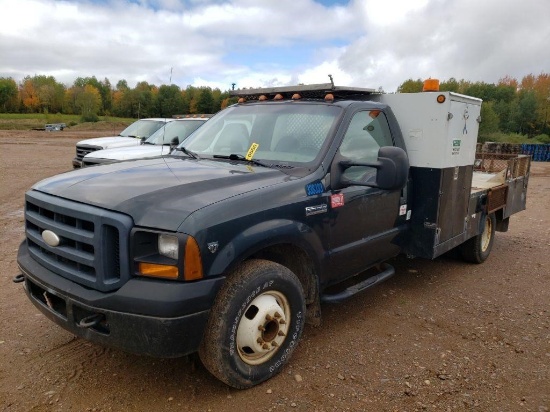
[15,82,530,389]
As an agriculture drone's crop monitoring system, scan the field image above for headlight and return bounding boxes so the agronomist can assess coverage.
[133,231,203,281]
[158,234,179,259]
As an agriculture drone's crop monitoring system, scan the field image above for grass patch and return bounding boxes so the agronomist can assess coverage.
[0,114,134,130]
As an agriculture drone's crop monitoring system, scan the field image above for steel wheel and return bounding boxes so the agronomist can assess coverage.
[236,291,290,365]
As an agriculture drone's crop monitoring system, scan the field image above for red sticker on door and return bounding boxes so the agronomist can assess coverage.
[331,193,344,208]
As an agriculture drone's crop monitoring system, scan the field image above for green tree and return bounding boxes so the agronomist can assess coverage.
[156,84,184,117]
[478,101,500,138]
[514,90,538,137]
[196,87,214,113]
[440,78,460,92]
[0,77,18,112]
[397,78,423,93]
[76,84,102,122]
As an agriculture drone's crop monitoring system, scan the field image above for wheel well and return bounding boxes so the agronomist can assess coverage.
[248,244,321,325]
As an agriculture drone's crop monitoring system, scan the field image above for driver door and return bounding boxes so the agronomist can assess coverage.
[327,109,405,283]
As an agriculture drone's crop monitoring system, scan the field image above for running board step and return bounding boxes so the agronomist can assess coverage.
[320,263,395,303]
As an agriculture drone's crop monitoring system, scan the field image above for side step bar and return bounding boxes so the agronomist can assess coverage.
[320,263,395,303]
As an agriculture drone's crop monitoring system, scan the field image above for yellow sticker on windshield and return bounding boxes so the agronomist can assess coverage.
[245,143,259,160]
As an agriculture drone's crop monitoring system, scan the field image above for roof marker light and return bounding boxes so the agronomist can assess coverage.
[259,95,268,101]
[274,94,283,100]
[291,93,301,100]
[324,93,334,101]
[238,97,246,103]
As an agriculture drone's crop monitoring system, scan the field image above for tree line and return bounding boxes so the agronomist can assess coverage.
[0,75,235,121]
[0,73,548,139]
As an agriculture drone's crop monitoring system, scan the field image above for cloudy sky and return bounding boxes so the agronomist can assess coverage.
[1,0,549,93]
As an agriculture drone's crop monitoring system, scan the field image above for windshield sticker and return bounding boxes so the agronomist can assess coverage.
[305,181,325,196]
[331,193,344,208]
[245,142,259,160]
[399,205,407,216]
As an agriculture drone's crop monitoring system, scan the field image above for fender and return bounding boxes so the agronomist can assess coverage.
[206,219,326,278]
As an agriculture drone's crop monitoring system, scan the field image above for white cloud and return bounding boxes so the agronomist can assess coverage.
[0,0,548,92]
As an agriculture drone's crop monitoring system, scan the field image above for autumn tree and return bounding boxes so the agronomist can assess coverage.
[74,76,113,115]
[20,77,40,112]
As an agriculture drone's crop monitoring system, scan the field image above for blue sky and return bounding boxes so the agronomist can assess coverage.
[1,0,549,92]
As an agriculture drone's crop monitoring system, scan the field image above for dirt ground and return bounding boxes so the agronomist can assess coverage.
[0,128,549,412]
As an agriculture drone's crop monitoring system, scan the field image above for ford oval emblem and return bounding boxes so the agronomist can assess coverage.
[42,230,60,247]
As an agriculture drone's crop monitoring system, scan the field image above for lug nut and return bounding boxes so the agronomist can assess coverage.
[265,314,273,321]
[271,341,279,347]
[257,338,264,344]
[279,319,286,325]
[262,343,270,350]
[274,312,281,318]
[278,331,286,337]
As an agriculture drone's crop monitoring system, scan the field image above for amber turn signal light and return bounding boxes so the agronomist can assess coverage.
[138,263,179,279]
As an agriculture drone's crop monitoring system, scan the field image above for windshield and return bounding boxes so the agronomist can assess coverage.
[119,119,167,138]
[181,103,342,165]
[145,120,205,145]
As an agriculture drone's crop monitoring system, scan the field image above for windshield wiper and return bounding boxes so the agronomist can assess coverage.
[175,146,200,159]
[213,153,272,168]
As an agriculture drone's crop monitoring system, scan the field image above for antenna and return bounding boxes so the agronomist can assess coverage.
[328,74,334,88]
[232,83,236,90]
[169,67,173,85]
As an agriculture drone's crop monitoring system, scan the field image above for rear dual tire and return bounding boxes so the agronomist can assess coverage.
[460,213,496,263]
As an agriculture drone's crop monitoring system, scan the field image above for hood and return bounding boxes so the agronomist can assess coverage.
[77,136,141,149]
[85,144,171,161]
[33,157,288,231]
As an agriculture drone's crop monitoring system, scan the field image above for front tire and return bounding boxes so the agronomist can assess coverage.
[199,259,306,388]
[460,213,496,263]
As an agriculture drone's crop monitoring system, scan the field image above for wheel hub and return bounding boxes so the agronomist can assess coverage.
[236,292,290,365]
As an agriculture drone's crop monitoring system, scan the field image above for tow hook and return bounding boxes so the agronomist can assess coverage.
[78,313,106,329]
[13,274,25,283]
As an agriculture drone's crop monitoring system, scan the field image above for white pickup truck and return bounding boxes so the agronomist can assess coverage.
[72,118,173,168]
[81,116,210,167]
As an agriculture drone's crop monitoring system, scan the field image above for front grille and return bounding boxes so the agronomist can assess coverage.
[25,191,133,292]
[76,145,102,162]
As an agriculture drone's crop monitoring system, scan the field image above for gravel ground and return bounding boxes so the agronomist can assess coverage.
[0,128,548,412]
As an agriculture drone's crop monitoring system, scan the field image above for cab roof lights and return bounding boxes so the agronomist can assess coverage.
[229,83,377,101]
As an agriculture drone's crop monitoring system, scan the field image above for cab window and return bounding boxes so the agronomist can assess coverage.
[339,110,394,182]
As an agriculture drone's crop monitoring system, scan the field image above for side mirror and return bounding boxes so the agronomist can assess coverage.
[170,136,180,151]
[338,146,409,191]
[140,137,146,145]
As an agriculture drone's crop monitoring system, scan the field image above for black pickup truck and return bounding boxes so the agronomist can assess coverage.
[15,83,529,388]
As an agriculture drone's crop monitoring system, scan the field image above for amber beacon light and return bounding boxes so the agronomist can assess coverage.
[423,78,440,92]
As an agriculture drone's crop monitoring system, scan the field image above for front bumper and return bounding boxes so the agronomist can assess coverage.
[17,243,225,358]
